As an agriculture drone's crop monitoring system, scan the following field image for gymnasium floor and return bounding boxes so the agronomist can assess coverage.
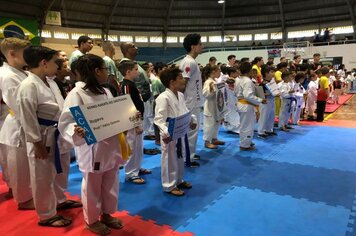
[0,94,355,236]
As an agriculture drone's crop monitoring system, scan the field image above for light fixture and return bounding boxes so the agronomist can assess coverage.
[218,0,225,4]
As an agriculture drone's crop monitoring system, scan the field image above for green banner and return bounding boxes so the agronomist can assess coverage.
[0,17,40,45]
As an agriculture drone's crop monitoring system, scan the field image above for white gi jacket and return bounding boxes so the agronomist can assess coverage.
[307,81,318,105]
[234,76,262,111]
[58,81,123,173]
[0,63,28,147]
[202,77,218,120]
[17,72,64,157]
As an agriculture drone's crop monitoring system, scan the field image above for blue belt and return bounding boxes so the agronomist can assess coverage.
[287,97,297,113]
[37,118,62,174]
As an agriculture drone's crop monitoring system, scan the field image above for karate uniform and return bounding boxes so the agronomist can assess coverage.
[0,63,32,204]
[224,80,240,133]
[306,81,318,116]
[235,76,262,148]
[258,80,276,134]
[292,83,306,124]
[154,89,196,192]
[17,72,64,220]
[202,77,219,142]
[180,55,203,161]
[278,81,293,128]
[59,81,123,225]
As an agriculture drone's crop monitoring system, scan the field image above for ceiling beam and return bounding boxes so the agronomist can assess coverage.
[278,0,287,42]
[345,0,356,38]
[163,0,175,49]
[103,0,121,40]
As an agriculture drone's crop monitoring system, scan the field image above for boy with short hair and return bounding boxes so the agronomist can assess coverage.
[316,67,330,122]
[154,67,197,196]
[69,35,93,66]
[0,37,33,209]
[118,60,151,184]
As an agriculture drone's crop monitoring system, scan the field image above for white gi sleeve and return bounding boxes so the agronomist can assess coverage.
[154,95,170,139]
[243,80,263,105]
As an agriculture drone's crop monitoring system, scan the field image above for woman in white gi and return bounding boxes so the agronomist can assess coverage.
[17,46,71,227]
[202,65,225,149]
[154,67,197,196]
[0,38,33,209]
[257,65,277,138]
[59,54,124,235]
[235,62,266,151]
[292,73,306,125]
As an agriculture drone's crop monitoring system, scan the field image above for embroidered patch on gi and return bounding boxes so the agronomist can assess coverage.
[185,67,190,73]
[94,162,100,171]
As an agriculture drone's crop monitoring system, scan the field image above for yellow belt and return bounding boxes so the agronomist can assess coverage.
[118,132,132,161]
[8,108,15,116]
[238,99,259,111]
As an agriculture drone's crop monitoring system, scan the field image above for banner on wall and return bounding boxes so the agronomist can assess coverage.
[267,49,281,58]
[0,17,39,45]
[45,11,62,26]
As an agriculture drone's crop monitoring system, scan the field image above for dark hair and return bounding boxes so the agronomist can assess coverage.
[117,60,137,76]
[220,65,229,75]
[320,66,329,75]
[55,58,65,71]
[281,71,291,80]
[209,56,217,62]
[261,65,274,78]
[295,72,305,82]
[202,64,219,81]
[240,57,249,63]
[160,67,182,88]
[76,54,106,95]
[0,51,6,66]
[252,56,263,65]
[23,46,58,69]
[77,35,92,47]
[293,55,301,60]
[154,62,167,74]
[239,62,252,75]
[70,59,79,73]
[183,34,201,52]
[141,62,149,72]
[227,55,236,61]
[226,66,238,76]
[313,53,321,57]
[277,62,288,70]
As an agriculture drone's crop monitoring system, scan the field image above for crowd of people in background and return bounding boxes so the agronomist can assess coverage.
[0,34,355,235]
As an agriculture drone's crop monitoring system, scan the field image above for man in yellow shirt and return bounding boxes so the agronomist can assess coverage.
[316,67,330,122]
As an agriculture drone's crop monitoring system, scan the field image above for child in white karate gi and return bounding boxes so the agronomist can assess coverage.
[306,73,318,120]
[223,67,240,134]
[292,72,306,125]
[202,65,225,149]
[59,54,124,235]
[278,71,295,131]
[154,67,197,196]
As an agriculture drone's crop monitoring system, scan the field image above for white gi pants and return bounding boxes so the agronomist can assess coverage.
[54,152,71,204]
[292,98,303,124]
[187,107,201,160]
[28,146,57,220]
[258,98,275,134]
[82,166,119,225]
[161,138,184,192]
[7,144,32,203]
[238,106,256,148]
[203,115,219,142]
[143,100,155,136]
[279,98,292,127]
[125,128,143,179]
[306,97,316,116]
[0,144,10,187]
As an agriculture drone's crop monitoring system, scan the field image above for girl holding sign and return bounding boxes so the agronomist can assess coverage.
[59,54,124,235]
[202,65,225,149]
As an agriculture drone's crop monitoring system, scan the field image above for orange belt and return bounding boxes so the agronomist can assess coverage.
[118,132,132,161]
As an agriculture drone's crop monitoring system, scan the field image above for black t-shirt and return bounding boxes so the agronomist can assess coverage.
[121,79,144,116]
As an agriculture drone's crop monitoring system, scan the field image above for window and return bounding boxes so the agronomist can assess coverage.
[201,36,207,42]
[225,35,237,42]
[288,30,317,38]
[239,34,252,41]
[120,35,133,42]
[255,33,268,40]
[271,32,283,40]
[328,26,353,35]
[88,33,101,39]
[108,35,118,41]
[41,30,51,38]
[150,36,163,43]
[167,36,178,43]
[53,31,69,39]
[135,36,148,43]
[209,36,222,42]
[179,36,185,43]
[71,33,83,40]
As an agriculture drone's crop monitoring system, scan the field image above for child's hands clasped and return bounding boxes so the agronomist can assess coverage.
[74,125,86,138]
